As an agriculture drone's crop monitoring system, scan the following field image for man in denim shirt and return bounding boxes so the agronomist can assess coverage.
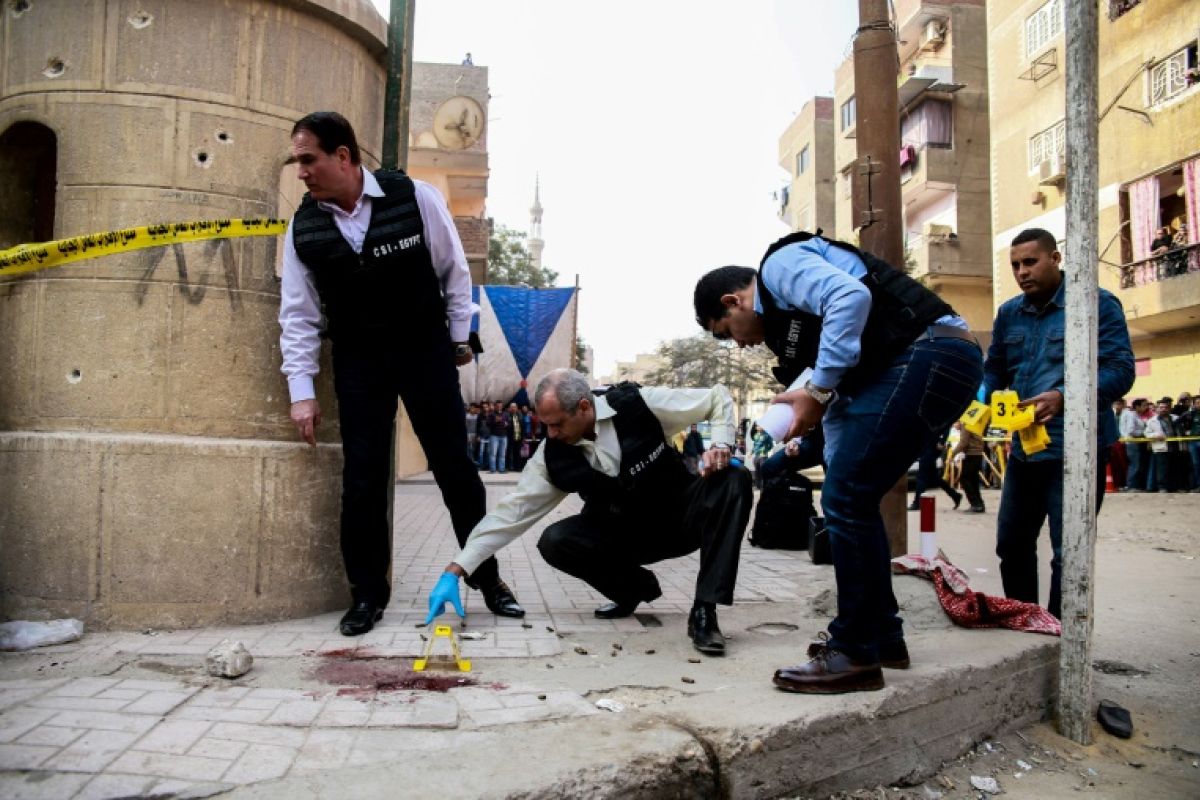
[982,228,1134,619]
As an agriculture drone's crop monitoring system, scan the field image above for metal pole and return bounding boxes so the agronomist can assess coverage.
[853,0,908,556]
[1058,0,1099,745]
[382,0,415,171]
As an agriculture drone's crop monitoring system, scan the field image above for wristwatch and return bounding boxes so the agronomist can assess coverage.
[803,380,835,406]
[454,343,471,358]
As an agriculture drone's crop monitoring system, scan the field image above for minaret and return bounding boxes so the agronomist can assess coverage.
[529,175,545,270]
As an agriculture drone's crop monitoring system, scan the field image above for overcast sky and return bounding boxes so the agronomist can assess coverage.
[370,0,859,377]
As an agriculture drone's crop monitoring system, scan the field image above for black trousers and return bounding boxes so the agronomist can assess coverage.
[333,335,499,607]
[960,454,984,509]
[536,467,753,607]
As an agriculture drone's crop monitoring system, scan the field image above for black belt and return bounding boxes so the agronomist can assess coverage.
[914,324,978,345]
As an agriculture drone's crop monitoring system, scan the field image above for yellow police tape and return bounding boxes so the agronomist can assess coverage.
[0,218,288,278]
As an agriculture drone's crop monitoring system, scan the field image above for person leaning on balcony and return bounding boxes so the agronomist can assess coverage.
[278,111,525,636]
[692,230,982,694]
[981,228,1135,621]
[1150,226,1173,257]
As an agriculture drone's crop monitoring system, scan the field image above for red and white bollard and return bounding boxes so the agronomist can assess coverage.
[919,495,937,559]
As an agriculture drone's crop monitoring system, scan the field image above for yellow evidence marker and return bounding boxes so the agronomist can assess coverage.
[1018,422,1051,455]
[413,625,471,672]
[960,400,991,437]
[989,390,1035,432]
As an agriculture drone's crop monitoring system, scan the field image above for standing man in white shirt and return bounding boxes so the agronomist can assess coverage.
[425,369,753,656]
[278,112,524,636]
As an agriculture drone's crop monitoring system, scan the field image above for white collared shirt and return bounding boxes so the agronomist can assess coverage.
[454,385,737,575]
[278,167,475,402]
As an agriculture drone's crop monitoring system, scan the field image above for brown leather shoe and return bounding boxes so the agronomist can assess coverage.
[776,640,884,694]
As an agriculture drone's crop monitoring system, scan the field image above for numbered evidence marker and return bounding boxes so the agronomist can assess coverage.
[960,400,991,437]
[989,390,1035,432]
[1018,422,1051,455]
[413,625,471,672]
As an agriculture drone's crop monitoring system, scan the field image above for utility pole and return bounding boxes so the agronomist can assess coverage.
[1058,0,1100,745]
[382,0,415,170]
[853,0,908,556]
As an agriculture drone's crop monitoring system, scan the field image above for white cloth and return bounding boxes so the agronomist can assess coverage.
[278,168,474,402]
[454,385,737,575]
[1144,415,1173,453]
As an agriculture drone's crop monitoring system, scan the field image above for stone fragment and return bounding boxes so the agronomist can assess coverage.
[205,639,253,678]
[969,775,1001,794]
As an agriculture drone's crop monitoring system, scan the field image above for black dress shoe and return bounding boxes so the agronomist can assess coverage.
[776,640,884,694]
[594,600,639,619]
[339,601,383,636]
[688,605,726,656]
[480,580,525,618]
[878,639,911,670]
[951,491,963,510]
[965,505,986,514]
[907,501,920,511]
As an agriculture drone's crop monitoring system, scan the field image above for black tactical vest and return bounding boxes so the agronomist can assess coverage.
[291,170,447,342]
[543,383,695,520]
[757,231,955,394]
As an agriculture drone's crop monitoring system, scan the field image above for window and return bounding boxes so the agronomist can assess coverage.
[840,96,856,131]
[1025,0,1062,60]
[901,99,953,150]
[796,145,810,176]
[1028,119,1065,171]
[1149,42,1198,105]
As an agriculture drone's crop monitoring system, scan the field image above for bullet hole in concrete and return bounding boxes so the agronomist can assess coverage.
[216,129,232,144]
[128,10,152,29]
[10,1,30,19]
[194,150,212,168]
[43,58,65,78]
[67,369,82,384]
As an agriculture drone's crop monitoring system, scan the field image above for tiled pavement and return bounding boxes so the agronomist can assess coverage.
[1,477,822,798]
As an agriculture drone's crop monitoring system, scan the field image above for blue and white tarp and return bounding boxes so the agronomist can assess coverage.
[459,286,578,404]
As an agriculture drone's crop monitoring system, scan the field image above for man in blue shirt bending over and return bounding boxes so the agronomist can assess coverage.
[694,231,982,694]
[982,228,1134,619]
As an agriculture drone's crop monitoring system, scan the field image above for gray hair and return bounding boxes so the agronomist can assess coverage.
[534,369,592,413]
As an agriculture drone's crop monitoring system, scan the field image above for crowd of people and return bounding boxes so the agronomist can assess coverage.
[465,401,546,474]
[1114,392,1200,492]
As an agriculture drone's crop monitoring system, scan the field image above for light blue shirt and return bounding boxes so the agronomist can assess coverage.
[754,237,965,389]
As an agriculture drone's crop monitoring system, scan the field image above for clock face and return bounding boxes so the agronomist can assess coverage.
[432,95,485,150]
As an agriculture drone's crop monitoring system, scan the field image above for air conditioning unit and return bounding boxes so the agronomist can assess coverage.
[923,223,954,238]
[1038,155,1066,185]
[920,19,946,51]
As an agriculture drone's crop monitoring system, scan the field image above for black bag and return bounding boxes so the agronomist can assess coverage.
[808,516,832,565]
[748,472,816,550]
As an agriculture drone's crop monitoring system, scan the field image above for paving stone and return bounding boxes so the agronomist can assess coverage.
[43,729,139,772]
[43,710,158,735]
[92,688,147,702]
[208,722,307,748]
[188,736,249,760]
[264,699,325,727]
[28,696,132,713]
[75,773,155,800]
[0,707,58,743]
[112,679,190,692]
[0,771,90,799]
[44,678,120,699]
[174,706,271,724]
[0,742,58,769]
[0,688,54,713]
[106,750,233,782]
[124,690,195,716]
[15,725,85,747]
[222,742,295,784]
[132,719,214,755]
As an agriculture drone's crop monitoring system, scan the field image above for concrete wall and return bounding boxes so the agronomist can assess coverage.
[0,0,389,628]
[986,0,1200,398]
[833,56,857,242]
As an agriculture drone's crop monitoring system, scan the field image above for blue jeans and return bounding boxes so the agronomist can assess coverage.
[488,434,507,473]
[996,451,1107,619]
[1123,442,1145,490]
[819,336,982,662]
[1190,441,1200,488]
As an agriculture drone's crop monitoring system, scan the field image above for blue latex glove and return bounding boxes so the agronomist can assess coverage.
[425,572,465,625]
[976,384,989,403]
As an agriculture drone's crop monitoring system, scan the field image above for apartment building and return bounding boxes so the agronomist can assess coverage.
[790,0,994,333]
[777,97,836,234]
[987,0,1200,398]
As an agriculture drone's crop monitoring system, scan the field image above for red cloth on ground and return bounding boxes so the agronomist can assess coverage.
[891,554,1061,636]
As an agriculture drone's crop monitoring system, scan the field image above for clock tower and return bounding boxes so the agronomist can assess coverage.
[529,176,545,271]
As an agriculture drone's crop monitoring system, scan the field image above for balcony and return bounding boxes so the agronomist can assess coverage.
[900,144,956,206]
[1117,244,1200,337]
[906,232,989,281]
[1119,244,1200,289]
